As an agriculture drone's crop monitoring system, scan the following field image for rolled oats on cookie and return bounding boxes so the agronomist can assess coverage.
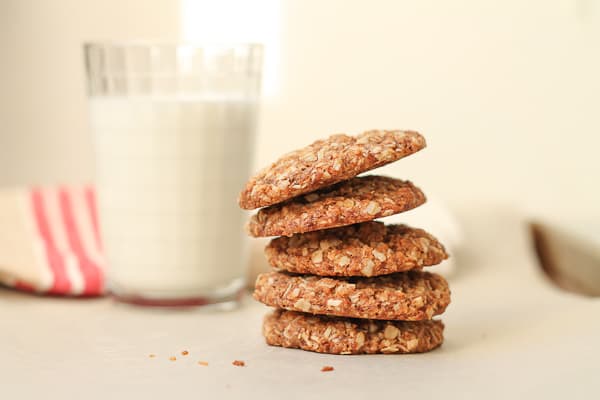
[254,270,450,321]
[239,130,425,210]
[263,309,444,354]
[265,221,448,276]
[247,176,426,237]
[240,129,452,355]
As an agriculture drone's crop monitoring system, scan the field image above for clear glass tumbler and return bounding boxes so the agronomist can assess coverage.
[84,43,262,306]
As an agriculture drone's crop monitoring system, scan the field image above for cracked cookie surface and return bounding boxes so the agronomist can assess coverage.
[266,221,448,277]
[239,130,426,210]
[254,270,450,321]
[247,175,426,237]
[263,309,444,354]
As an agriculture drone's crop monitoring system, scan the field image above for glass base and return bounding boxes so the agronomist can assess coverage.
[109,277,246,308]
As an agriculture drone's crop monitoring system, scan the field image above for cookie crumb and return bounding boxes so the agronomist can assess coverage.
[198,361,209,366]
[148,354,156,358]
[232,360,246,367]
[169,356,177,361]
[181,350,189,356]
[321,366,334,372]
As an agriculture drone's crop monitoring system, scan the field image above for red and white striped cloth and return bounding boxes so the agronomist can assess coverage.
[0,186,105,296]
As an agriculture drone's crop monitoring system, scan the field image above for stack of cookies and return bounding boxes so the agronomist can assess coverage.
[238,130,451,355]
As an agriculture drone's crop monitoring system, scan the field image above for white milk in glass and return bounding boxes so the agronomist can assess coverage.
[90,96,256,301]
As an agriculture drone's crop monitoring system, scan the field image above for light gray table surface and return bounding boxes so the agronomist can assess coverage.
[2,211,599,399]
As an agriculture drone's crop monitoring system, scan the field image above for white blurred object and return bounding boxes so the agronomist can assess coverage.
[86,43,262,305]
[181,0,281,97]
[246,196,462,285]
[247,236,271,287]
[383,195,463,278]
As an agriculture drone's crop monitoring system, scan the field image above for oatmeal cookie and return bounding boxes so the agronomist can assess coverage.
[247,176,426,237]
[239,130,425,209]
[263,309,444,354]
[265,222,448,277]
[254,270,450,321]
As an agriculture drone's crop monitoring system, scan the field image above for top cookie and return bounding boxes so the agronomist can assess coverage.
[238,130,426,210]
[246,175,426,237]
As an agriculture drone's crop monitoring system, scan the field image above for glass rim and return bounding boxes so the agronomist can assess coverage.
[84,41,263,51]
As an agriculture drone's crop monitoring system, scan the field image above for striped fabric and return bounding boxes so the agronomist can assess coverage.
[0,186,105,296]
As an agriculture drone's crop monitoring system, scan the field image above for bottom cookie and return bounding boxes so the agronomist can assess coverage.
[263,309,444,355]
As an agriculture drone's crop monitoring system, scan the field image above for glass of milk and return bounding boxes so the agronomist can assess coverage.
[84,43,262,306]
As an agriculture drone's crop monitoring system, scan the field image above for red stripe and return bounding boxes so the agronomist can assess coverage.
[59,188,103,296]
[85,186,102,250]
[31,189,71,294]
[14,280,35,292]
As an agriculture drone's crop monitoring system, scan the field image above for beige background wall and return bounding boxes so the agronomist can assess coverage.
[1,0,599,221]
[0,0,179,185]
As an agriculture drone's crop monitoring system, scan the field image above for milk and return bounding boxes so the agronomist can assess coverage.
[90,96,257,301]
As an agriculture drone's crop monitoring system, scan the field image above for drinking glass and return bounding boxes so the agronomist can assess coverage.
[84,42,262,306]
